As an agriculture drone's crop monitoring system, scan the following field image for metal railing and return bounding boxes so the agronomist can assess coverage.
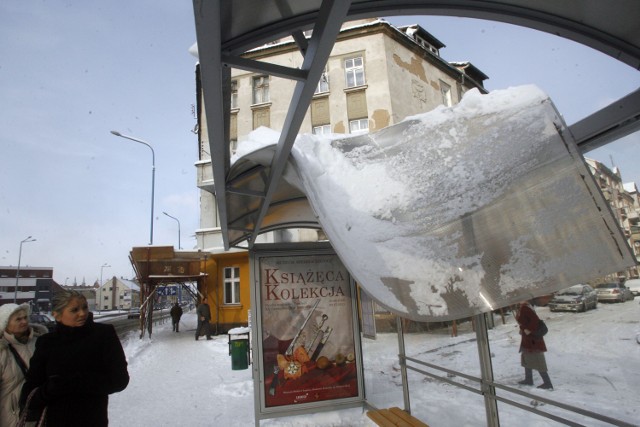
[401,354,636,427]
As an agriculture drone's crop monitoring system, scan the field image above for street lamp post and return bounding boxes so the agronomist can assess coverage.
[110,131,155,245]
[163,211,181,249]
[14,236,36,303]
[99,263,111,313]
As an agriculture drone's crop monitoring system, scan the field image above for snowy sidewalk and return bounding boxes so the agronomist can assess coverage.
[109,302,640,426]
[109,312,375,426]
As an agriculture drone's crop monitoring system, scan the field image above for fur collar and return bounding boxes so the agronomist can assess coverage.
[0,323,49,350]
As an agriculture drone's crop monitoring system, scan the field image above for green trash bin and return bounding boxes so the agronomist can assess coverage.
[229,335,249,370]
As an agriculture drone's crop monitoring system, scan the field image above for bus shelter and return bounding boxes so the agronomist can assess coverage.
[191,1,639,425]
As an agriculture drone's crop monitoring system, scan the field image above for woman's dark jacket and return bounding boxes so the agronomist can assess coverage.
[515,303,547,353]
[20,316,129,426]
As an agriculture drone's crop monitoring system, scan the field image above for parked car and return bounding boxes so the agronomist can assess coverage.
[548,284,597,312]
[624,278,640,297]
[29,313,57,331]
[127,307,141,319]
[595,282,633,303]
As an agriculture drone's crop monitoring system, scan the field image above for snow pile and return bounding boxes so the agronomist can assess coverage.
[232,86,632,321]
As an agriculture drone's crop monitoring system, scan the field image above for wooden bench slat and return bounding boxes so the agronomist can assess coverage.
[389,407,430,427]
[366,407,429,427]
[367,409,397,427]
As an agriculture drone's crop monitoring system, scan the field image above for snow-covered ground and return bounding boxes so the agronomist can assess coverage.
[109,300,640,426]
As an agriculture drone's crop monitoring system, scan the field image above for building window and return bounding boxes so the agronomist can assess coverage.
[345,57,365,88]
[252,75,269,104]
[414,35,439,56]
[313,125,331,135]
[349,118,369,134]
[230,112,238,142]
[252,107,270,129]
[440,81,452,107]
[224,266,240,305]
[230,80,238,109]
[315,67,329,93]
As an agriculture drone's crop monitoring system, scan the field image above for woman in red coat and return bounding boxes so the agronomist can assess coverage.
[515,301,553,389]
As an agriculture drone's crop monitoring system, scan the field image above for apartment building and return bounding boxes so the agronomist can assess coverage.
[585,158,640,279]
[194,18,487,331]
[97,276,140,311]
[0,266,62,311]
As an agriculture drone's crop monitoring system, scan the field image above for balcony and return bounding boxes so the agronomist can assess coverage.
[196,160,215,193]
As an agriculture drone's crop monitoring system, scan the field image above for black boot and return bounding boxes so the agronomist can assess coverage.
[537,371,553,389]
[518,368,533,385]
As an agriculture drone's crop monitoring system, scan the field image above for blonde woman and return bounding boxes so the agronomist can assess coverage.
[20,289,129,426]
[0,303,48,426]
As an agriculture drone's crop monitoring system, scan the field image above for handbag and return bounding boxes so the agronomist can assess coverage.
[532,319,548,337]
[17,387,47,427]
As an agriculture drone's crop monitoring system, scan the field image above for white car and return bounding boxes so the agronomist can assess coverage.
[624,278,640,297]
[595,282,633,302]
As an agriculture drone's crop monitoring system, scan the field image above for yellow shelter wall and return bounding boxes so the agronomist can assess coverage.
[201,252,251,332]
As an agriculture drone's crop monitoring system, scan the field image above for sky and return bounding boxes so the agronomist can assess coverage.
[105,300,640,426]
[1,3,639,285]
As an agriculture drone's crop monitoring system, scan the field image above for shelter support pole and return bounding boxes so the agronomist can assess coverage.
[474,313,500,427]
[396,316,411,414]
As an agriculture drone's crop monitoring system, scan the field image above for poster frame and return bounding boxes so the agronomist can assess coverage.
[249,242,365,423]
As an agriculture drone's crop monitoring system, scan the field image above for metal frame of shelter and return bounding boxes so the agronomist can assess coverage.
[191,1,640,425]
[129,246,208,339]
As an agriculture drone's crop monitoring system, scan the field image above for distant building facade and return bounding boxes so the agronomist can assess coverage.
[193,18,488,331]
[97,276,140,311]
[0,266,63,312]
[585,158,640,280]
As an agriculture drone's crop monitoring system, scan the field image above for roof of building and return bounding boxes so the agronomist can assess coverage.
[129,246,208,285]
[118,278,140,292]
[623,182,638,193]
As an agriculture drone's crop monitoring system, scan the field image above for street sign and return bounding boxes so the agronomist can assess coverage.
[156,286,177,296]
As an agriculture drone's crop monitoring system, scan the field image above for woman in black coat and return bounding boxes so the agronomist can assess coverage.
[20,289,129,426]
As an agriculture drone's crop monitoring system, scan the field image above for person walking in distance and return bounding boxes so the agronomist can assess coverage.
[515,300,553,390]
[170,302,183,333]
[195,297,212,340]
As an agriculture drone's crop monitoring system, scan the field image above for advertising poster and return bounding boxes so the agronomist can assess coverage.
[257,252,361,409]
